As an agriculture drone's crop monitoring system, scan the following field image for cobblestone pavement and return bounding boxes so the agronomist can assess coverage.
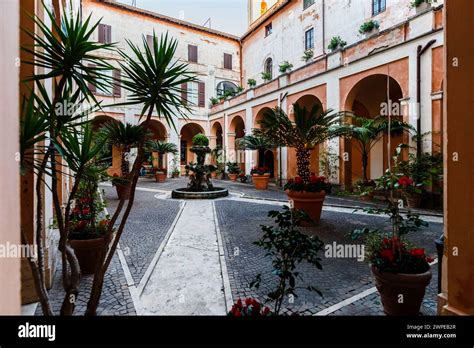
[103,186,181,285]
[36,254,136,316]
[215,199,443,315]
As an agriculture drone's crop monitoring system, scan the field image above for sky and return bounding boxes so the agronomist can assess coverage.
[118,0,249,36]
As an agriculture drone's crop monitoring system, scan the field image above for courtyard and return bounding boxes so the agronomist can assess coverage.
[32,177,443,316]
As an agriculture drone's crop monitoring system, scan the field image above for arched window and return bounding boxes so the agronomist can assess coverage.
[264,58,273,79]
[216,81,238,97]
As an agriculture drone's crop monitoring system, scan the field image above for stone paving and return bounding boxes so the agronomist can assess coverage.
[214,199,442,315]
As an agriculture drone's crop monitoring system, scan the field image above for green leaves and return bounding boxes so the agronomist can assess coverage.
[236,134,274,151]
[145,140,178,155]
[99,121,148,150]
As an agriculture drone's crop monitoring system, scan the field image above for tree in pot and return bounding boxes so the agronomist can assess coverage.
[351,169,434,316]
[256,103,344,223]
[237,134,274,190]
[226,162,241,181]
[145,140,178,182]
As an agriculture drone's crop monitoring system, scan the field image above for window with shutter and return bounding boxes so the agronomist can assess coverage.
[188,45,198,63]
[98,24,112,44]
[181,83,188,105]
[88,64,97,94]
[224,53,232,70]
[113,69,121,97]
[146,34,154,48]
[198,82,205,107]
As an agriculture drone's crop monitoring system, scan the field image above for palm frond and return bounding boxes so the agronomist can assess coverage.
[145,140,178,154]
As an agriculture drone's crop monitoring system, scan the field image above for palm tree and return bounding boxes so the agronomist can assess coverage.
[99,122,147,177]
[145,140,178,169]
[237,134,274,168]
[256,103,344,182]
[339,114,413,183]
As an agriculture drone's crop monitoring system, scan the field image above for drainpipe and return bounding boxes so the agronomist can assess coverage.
[416,39,436,157]
[322,0,326,55]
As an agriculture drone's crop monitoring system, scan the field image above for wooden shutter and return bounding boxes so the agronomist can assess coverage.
[146,34,154,48]
[198,82,205,107]
[188,45,198,63]
[98,24,105,43]
[113,69,121,97]
[88,64,96,94]
[106,25,112,43]
[181,83,188,105]
[224,53,232,70]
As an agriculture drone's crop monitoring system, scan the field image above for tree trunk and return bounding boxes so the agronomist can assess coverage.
[296,147,311,183]
[362,150,369,182]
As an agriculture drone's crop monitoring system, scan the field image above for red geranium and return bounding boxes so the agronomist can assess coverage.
[380,249,395,262]
[410,248,425,258]
[398,176,414,187]
[294,176,304,184]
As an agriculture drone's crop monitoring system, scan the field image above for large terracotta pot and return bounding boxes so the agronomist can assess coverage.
[371,265,432,316]
[70,237,109,275]
[252,174,270,190]
[155,172,166,183]
[404,192,422,209]
[115,183,130,200]
[228,173,238,182]
[286,190,326,224]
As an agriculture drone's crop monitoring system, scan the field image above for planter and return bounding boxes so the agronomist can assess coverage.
[371,265,432,316]
[228,173,238,182]
[416,2,431,14]
[154,172,167,183]
[211,171,217,179]
[365,28,379,39]
[286,190,326,224]
[404,192,422,209]
[115,183,130,200]
[360,192,373,201]
[252,174,270,190]
[70,237,109,275]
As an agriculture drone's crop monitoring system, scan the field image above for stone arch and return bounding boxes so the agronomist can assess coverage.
[91,115,121,176]
[228,115,246,170]
[179,122,206,170]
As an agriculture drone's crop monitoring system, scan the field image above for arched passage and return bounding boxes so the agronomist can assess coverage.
[91,115,121,176]
[228,115,246,171]
[343,74,405,187]
[210,121,223,166]
[253,107,278,178]
[145,119,169,173]
[180,122,205,172]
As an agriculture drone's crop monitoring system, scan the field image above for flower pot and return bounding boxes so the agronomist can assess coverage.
[211,171,217,179]
[371,265,432,316]
[286,190,326,224]
[404,192,422,209]
[115,183,130,200]
[416,1,431,14]
[155,172,166,183]
[252,174,270,190]
[229,173,238,182]
[70,237,109,275]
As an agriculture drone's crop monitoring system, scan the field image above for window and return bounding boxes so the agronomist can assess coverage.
[265,23,273,37]
[180,140,187,165]
[182,81,205,107]
[188,44,198,63]
[372,0,386,15]
[305,28,314,50]
[303,0,315,10]
[224,53,233,70]
[146,34,154,48]
[216,81,238,97]
[94,69,113,96]
[98,24,111,44]
[264,58,273,79]
[187,82,198,106]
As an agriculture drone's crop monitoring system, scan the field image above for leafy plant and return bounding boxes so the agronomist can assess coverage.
[228,298,272,316]
[279,61,293,73]
[237,134,274,168]
[238,173,249,183]
[210,97,219,106]
[284,174,330,193]
[261,71,272,82]
[226,162,241,174]
[247,78,257,88]
[410,0,432,8]
[359,20,380,34]
[301,49,314,63]
[237,85,245,93]
[250,207,324,315]
[146,140,178,170]
[328,36,347,51]
[192,133,209,147]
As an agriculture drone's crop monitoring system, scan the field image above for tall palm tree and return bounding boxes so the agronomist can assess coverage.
[339,114,413,183]
[256,103,344,182]
[145,140,178,169]
[237,134,274,167]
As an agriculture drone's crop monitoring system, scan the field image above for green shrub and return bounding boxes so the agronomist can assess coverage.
[301,49,314,63]
[247,78,257,88]
[359,20,379,34]
[261,71,272,82]
[192,133,209,147]
[327,36,347,51]
[279,61,293,73]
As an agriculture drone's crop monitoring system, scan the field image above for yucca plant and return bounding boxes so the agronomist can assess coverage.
[85,32,196,315]
[146,140,178,169]
[256,103,344,183]
[237,134,274,167]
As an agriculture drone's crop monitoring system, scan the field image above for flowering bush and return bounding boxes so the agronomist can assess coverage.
[228,298,272,317]
[284,174,330,193]
[250,166,270,176]
[366,235,433,274]
[397,175,422,195]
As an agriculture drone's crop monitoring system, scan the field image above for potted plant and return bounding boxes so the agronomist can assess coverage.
[111,174,130,200]
[250,167,271,190]
[238,173,248,183]
[359,19,380,38]
[356,180,376,201]
[278,61,293,74]
[261,71,272,82]
[228,298,272,317]
[351,169,434,316]
[328,36,347,51]
[410,0,433,13]
[154,167,167,183]
[145,140,178,183]
[247,78,257,88]
[256,103,344,223]
[209,97,219,106]
[226,162,241,181]
[301,49,314,63]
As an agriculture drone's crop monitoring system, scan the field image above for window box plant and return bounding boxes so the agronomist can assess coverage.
[301,49,314,63]
[359,20,380,38]
[247,78,257,88]
[327,36,347,51]
[251,167,271,190]
[410,0,432,13]
[278,61,293,74]
[226,162,241,181]
[261,71,272,82]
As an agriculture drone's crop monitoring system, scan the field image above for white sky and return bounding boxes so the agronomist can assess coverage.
[117,0,249,36]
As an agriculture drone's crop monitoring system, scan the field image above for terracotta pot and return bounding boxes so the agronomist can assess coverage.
[155,172,167,183]
[360,192,374,201]
[70,237,109,275]
[211,171,217,179]
[286,190,326,224]
[115,183,130,200]
[252,174,270,190]
[371,265,432,316]
[228,173,238,182]
[404,192,422,209]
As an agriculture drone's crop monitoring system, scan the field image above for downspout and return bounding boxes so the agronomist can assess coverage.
[322,0,326,55]
[416,39,436,157]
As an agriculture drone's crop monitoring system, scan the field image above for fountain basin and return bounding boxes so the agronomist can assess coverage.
[171,187,229,199]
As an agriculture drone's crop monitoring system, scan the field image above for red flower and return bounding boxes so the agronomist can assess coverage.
[235,299,242,309]
[426,256,434,263]
[309,175,318,183]
[380,249,395,262]
[262,307,271,315]
[294,176,303,184]
[82,208,91,215]
[245,298,252,306]
[398,176,414,187]
[410,248,425,258]
[382,237,390,245]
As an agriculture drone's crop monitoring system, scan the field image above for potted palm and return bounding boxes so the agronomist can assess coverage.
[256,103,344,223]
[100,122,146,199]
[226,162,241,181]
[237,134,274,190]
[145,140,178,183]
